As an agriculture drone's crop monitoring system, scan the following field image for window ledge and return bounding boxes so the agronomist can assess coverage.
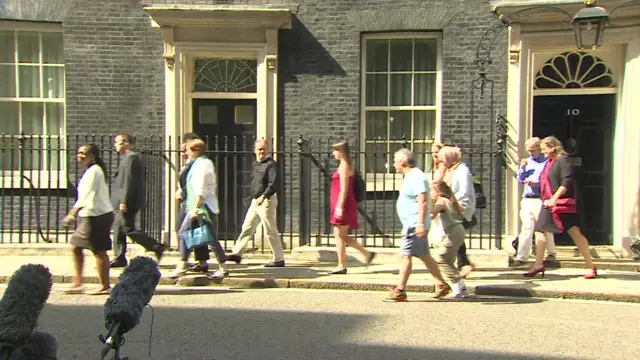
[1,171,69,190]
[364,171,438,192]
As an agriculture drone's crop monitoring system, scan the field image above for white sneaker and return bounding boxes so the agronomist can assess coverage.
[452,281,470,299]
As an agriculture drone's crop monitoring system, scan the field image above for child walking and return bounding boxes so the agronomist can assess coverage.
[430,180,469,299]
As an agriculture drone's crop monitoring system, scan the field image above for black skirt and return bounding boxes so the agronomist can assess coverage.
[535,207,580,234]
[70,212,114,253]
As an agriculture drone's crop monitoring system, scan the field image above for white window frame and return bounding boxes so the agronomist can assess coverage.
[360,32,442,192]
[0,20,67,189]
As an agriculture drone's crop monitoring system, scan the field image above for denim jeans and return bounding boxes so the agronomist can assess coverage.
[177,205,226,264]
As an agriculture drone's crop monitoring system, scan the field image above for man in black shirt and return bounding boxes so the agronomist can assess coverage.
[227,139,284,267]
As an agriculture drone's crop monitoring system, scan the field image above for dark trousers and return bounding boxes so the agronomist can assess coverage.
[113,207,161,260]
[177,205,226,264]
[456,243,470,269]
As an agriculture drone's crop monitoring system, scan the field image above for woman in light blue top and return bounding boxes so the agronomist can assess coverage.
[175,138,228,280]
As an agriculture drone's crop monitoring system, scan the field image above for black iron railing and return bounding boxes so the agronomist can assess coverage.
[0,133,502,250]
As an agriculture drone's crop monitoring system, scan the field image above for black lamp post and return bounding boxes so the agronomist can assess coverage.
[572,0,609,50]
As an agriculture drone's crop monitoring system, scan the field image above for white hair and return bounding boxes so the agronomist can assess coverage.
[525,137,541,148]
[394,148,415,167]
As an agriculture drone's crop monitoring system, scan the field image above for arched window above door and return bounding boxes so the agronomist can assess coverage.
[193,58,258,93]
[534,51,614,89]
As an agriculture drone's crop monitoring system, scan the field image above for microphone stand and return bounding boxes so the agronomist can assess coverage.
[99,322,129,360]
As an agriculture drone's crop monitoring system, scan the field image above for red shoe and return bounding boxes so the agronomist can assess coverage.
[584,267,597,279]
[523,265,545,278]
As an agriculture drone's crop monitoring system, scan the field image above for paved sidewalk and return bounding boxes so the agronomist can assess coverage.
[2,255,640,303]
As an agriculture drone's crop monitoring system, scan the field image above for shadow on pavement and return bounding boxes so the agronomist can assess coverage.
[39,303,572,360]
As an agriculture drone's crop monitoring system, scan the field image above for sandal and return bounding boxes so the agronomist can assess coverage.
[61,286,86,294]
[366,252,377,265]
[85,288,111,295]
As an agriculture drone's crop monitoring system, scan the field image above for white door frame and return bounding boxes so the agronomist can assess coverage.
[505,25,640,256]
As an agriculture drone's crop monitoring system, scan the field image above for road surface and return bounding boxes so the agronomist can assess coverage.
[3,286,639,359]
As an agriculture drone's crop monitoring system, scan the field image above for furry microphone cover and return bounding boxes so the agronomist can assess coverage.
[104,256,161,333]
[0,264,57,360]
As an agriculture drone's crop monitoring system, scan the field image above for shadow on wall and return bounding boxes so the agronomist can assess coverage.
[38,303,576,360]
[278,16,347,82]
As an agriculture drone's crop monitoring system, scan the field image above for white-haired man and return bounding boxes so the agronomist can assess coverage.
[382,148,451,302]
[511,137,557,266]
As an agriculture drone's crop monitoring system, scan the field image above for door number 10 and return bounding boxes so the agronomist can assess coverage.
[566,108,580,116]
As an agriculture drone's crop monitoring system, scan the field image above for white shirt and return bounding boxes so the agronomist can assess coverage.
[450,163,476,222]
[187,157,220,214]
[73,165,114,217]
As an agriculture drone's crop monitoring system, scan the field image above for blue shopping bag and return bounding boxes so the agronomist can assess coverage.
[185,214,216,251]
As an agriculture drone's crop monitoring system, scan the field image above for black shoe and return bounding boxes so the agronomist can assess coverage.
[512,238,519,256]
[328,268,347,275]
[630,241,640,260]
[508,258,527,267]
[264,260,285,268]
[226,254,242,264]
[109,259,127,268]
[154,244,166,262]
[188,264,209,273]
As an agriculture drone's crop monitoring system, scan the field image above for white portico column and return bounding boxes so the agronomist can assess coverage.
[615,34,640,256]
[505,24,524,244]
[160,25,180,246]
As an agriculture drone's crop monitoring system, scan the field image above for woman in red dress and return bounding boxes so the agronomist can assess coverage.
[329,141,375,274]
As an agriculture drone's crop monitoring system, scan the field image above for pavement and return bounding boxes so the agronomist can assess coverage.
[9,287,640,359]
[2,249,640,303]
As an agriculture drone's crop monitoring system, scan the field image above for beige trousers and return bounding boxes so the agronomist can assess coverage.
[232,195,284,262]
[517,197,556,261]
[435,224,466,284]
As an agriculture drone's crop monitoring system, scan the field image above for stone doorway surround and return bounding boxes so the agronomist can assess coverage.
[492,0,640,257]
[143,4,292,243]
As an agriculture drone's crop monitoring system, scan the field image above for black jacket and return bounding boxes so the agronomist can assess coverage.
[111,150,146,210]
[251,157,278,199]
[543,155,576,199]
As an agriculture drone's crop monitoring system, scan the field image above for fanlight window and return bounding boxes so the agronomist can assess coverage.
[534,51,614,89]
[193,58,257,93]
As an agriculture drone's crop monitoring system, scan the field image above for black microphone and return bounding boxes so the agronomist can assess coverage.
[101,257,161,349]
[0,264,57,360]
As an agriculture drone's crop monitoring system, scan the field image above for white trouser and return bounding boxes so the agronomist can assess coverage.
[517,197,556,261]
[232,195,284,262]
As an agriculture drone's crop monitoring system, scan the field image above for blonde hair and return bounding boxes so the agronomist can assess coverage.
[541,136,567,157]
[332,141,352,166]
[187,138,206,153]
[432,180,463,216]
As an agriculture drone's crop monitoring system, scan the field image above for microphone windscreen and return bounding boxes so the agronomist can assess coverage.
[0,264,53,345]
[12,331,58,360]
[103,257,161,332]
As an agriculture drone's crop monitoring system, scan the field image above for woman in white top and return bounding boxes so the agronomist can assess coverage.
[176,138,228,280]
[440,146,476,279]
[62,143,115,295]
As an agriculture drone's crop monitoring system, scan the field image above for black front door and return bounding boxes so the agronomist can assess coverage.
[192,99,256,239]
[533,94,615,245]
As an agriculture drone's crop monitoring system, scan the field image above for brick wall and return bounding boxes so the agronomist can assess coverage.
[0,0,508,247]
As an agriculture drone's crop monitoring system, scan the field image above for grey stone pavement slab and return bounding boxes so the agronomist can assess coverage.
[2,253,639,303]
